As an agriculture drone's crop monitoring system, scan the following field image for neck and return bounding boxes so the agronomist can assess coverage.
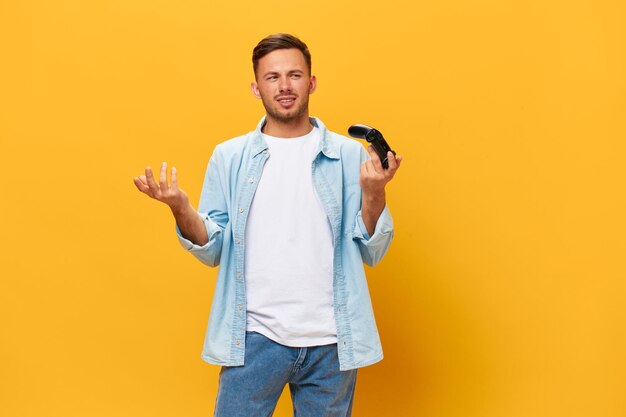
[262,113,313,138]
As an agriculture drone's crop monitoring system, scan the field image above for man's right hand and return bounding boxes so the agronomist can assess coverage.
[133,162,209,245]
[133,162,189,212]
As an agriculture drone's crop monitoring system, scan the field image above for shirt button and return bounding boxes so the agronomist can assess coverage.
[262,150,268,154]
[239,208,244,213]
[235,340,241,345]
[248,177,254,184]
[237,304,243,311]
[235,239,240,244]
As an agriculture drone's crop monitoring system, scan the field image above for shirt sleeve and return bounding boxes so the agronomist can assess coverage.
[176,215,224,267]
[175,149,229,267]
[353,204,394,266]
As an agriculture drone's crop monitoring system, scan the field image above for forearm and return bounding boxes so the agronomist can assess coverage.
[171,202,209,246]
[361,190,386,237]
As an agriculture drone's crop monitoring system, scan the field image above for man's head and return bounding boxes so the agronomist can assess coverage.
[252,33,312,78]
[251,34,316,131]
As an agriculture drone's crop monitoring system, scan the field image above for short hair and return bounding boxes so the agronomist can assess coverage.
[252,33,312,76]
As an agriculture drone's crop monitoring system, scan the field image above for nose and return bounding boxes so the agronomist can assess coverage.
[278,76,292,93]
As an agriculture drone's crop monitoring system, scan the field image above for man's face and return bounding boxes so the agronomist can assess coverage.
[251,48,316,124]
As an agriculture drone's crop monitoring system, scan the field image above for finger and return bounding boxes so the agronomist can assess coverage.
[159,162,169,190]
[386,152,399,172]
[145,166,160,194]
[171,166,178,189]
[362,159,373,177]
[360,161,368,178]
[367,146,383,172]
[133,177,150,193]
[136,175,148,186]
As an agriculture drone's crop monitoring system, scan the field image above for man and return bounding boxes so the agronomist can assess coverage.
[133,33,401,417]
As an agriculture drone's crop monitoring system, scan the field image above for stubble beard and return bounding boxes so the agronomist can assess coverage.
[262,94,310,124]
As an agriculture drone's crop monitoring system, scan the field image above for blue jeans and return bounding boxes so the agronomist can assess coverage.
[214,332,357,417]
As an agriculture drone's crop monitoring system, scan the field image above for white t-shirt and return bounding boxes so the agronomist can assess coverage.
[244,127,337,347]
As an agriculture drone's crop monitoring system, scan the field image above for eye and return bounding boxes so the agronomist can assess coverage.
[290,73,302,79]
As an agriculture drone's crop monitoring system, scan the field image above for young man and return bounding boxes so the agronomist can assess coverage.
[133,33,401,417]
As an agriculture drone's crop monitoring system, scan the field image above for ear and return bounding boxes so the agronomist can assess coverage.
[309,75,317,94]
[251,82,261,99]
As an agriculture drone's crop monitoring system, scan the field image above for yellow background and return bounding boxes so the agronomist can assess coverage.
[1,1,625,416]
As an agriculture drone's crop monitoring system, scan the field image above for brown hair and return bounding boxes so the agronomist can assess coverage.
[252,33,312,76]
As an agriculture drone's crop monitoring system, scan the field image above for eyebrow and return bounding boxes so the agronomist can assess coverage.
[263,69,305,78]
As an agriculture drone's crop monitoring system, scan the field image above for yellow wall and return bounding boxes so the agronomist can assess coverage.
[1,1,624,416]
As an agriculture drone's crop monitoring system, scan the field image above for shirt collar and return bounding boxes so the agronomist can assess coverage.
[250,116,340,160]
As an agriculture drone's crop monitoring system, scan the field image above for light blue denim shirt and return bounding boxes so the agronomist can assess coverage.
[177,116,394,371]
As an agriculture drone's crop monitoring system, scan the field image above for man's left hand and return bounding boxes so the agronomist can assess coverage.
[360,146,402,196]
[359,146,402,236]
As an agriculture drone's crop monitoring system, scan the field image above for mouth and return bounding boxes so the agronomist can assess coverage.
[276,95,296,108]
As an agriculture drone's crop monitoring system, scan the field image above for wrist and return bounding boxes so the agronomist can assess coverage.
[362,189,386,206]
[169,200,193,217]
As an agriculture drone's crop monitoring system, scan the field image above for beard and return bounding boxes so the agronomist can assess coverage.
[261,94,310,123]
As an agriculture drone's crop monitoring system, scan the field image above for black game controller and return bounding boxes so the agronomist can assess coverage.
[348,124,396,169]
